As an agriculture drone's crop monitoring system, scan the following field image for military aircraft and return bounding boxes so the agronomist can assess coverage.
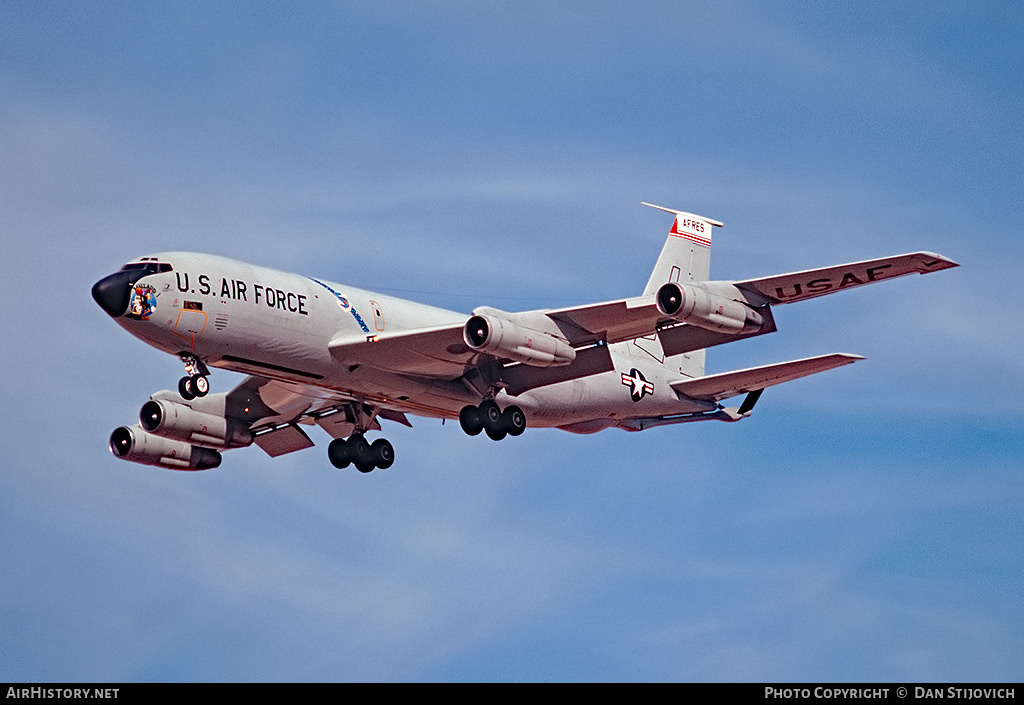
[92,204,958,473]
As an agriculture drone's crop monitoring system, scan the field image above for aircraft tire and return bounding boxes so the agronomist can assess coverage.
[480,400,506,440]
[328,438,351,469]
[178,376,196,401]
[193,375,209,397]
[371,438,394,469]
[485,425,507,441]
[349,435,373,470]
[501,405,526,437]
[459,405,484,436]
[479,400,502,428]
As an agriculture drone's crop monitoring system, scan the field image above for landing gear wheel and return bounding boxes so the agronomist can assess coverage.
[329,424,396,473]
[371,438,395,469]
[349,435,375,473]
[177,355,210,399]
[501,405,527,437]
[479,400,502,428]
[462,401,528,441]
[328,438,351,469]
[485,425,507,441]
[480,400,506,440]
[178,376,196,400]
[459,405,484,436]
[192,375,209,397]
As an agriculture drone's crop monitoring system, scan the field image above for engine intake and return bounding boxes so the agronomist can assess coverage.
[139,399,253,449]
[656,282,764,334]
[109,425,222,470]
[464,313,576,367]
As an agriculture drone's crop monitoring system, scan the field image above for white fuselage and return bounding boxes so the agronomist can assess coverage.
[112,252,712,431]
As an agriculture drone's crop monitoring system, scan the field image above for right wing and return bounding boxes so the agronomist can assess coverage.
[221,375,411,457]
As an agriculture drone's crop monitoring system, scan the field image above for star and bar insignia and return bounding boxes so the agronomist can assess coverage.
[621,368,655,402]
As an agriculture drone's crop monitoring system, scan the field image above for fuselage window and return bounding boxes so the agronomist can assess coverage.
[121,262,173,275]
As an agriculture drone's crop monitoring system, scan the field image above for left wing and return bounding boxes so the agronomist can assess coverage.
[733,252,958,305]
[326,293,715,377]
[326,251,956,387]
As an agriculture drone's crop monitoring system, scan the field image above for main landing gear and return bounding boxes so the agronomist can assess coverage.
[328,435,394,473]
[325,403,395,473]
[459,400,526,441]
[177,354,210,401]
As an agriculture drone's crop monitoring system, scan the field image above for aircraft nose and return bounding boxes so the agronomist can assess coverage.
[91,270,136,318]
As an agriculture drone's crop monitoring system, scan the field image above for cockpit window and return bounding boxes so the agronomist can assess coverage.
[120,262,173,275]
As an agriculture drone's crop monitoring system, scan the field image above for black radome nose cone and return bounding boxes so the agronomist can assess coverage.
[92,271,135,318]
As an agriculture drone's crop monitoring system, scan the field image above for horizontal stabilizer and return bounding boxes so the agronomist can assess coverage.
[671,353,864,402]
[641,202,724,228]
[734,252,958,305]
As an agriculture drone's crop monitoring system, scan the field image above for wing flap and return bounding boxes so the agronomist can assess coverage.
[537,296,666,346]
[502,343,615,396]
[734,252,958,305]
[671,353,864,402]
[658,306,777,357]
[253,423,315,457]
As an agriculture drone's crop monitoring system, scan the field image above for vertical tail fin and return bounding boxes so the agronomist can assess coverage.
[641,203,723,295]
[640,203,723,379]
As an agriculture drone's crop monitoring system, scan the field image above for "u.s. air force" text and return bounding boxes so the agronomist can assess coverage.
[175,273,308,315]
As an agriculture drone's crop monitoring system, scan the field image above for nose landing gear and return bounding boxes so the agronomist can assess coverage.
[178,374,209,400]
[177,354,211,401]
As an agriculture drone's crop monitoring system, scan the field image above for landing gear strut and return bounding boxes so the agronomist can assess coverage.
[177,354,210,400]
[459,401,526,441]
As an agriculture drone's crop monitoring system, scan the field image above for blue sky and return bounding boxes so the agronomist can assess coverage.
[1,1,1021,682]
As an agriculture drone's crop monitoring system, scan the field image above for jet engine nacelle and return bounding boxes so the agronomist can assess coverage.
[109,425,222,470]
[139,399,253,449]
[464,312,576,367]
[656,281,765,334]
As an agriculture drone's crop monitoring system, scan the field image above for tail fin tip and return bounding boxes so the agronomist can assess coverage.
[641,202,724,228]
